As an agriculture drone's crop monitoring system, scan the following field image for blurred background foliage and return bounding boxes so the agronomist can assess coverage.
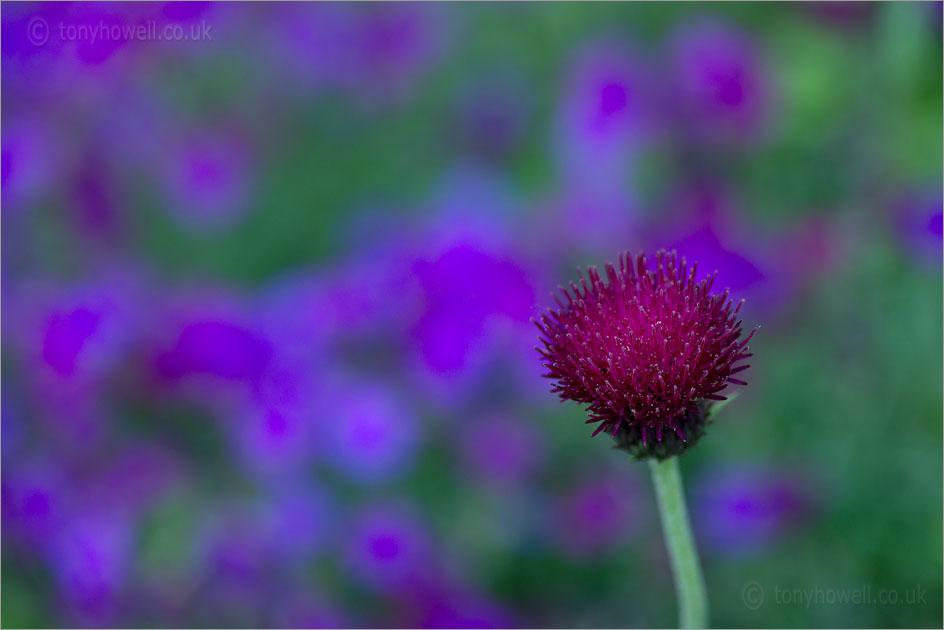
[1,2,942,628]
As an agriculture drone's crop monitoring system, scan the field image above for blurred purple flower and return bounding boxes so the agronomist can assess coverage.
[1,116,62,214]
[314,246,414,337]
[692,464,814,555]
[554,39,655,191]
[230,395,316,480]
[552,473,642,557]
[403,173,543,409]
[42,307,104,379]
[893,189,943,269]
[149,289,329,446]
[458,414,544,487]
[2,458,69,553]
[408,170,534,365]
[412,585,513,629]
[5,272,146,446]
[160,131,255,231]
[49,511,134,626]
[667,19,771,143]
[411,243,533,374]
[257,241,413,365]
[343,502,436,594]
[155,319,273,387]
[324,380,420,484]
[4,453,160,626]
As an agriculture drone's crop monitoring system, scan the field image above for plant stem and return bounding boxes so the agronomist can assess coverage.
[648,456,708,629]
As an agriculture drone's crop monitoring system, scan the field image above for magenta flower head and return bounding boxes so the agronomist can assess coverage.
[535,250,755,460]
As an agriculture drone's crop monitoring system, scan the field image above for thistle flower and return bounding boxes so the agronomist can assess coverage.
[535,250,755,459]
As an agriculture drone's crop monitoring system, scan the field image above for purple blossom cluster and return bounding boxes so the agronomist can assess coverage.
[2,219,539,626]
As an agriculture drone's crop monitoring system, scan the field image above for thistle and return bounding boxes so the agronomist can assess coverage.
[535,250,754,459]
[535,250,756,628]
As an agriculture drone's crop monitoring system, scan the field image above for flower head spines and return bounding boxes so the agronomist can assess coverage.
[536,250,754,458]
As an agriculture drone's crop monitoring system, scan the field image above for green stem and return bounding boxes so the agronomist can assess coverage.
[648,456,709,629]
